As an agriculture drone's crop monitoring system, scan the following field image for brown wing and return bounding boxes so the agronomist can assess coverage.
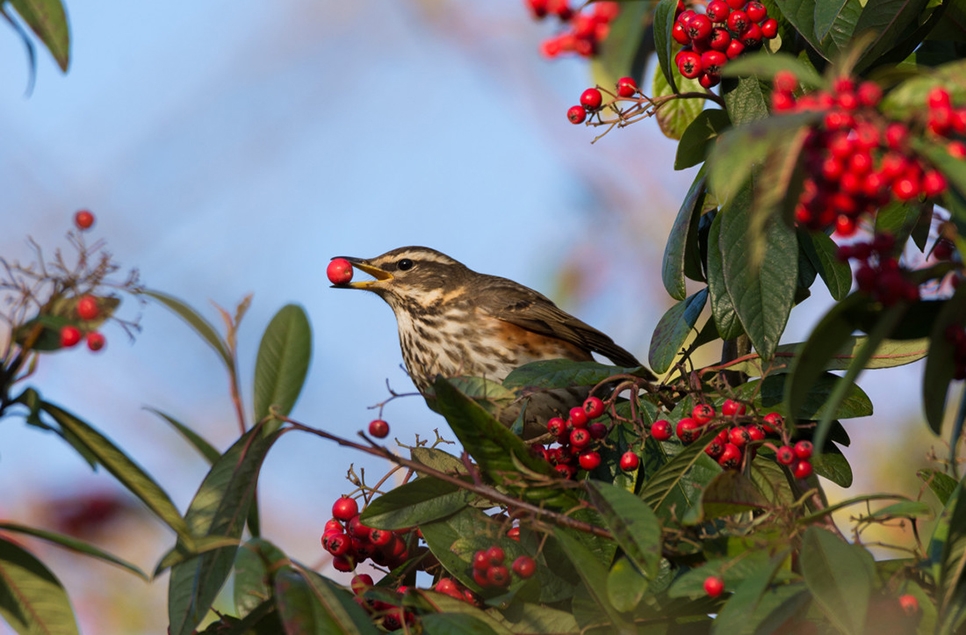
[477,275,644,369]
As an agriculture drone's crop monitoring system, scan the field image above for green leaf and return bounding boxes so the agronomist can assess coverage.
[801,527,875,635]
[675,110,731,170]
[799,230,852,301]
[254,305,312,431]
[810,444,853,487]
[745,372,872,420]
[720,52,824,88]
[855,0,933,73]
[926,475,966,629]
[721,75,771,126]
[40,401,191,542]
[0,536,79,635]
[718,183,798,361]
[502,359,641,390]
[874,200,930,251]
[863,500,934,521]
[8,0,69,71]
[662,169,708,300]
[919,469,960,506]
[0,522,146,580]
[652,0,679,94]
[652,64,705,140]
[606,556,649,613]
[649,289,708,374]
[142,289,233,370]
[410,447,467,475]
[692,470,768,523]
[881,58,966,119]
[273,565,378,635]
[360,477,471,530]
[554,530,634,633]
[585,481,662,583]
[639,430,723,525]
[168,426,284,635]
[924,285,966,435]
[421,613,502,635]
[710,552,789,635]
[146,407,220,464]
[420,508,507,593]
[707,211,744,340]
[813,0,863,58]
[234,538,288,618]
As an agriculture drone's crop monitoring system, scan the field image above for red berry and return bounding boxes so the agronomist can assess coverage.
[928,87,951,109]
[923,170,948,197]
[74,210,95,230]
[717,443,742,469]
[60,325,82,348]
[86,331,106,352]
[705,440,724,458]
[323,519,343,534]
[580,87,603,111]
[793,440,813,460]
[773,70,797,93]
[570,427,592,449]
[747,425,766,442]
[76,295,99,321]
[506,526,521,541]
[857,81,882,107]
[898,594,919,615]
[676,50,703,79]
[512,555,537,579]
[569,406,589,428]
[332,496,359,521]
[368,419,389,438]
[776,445,795,465]
[676,418,701,444]
[327,258,354,285]
[699,72,721,89]
[706,0,730,23]
[583,396,605,419]
[745,1,767,22]
[588,422,608,439]
[619,450,640,471]
[651,419,673,441]
[567,105,587,124]
[486,545,505,565]
[579,450,601,470]
[351,573,373,595]
[325,532,351,556]
[726,0,745,8]
[725,39,745,59]
[727,10,750,34]
[369,528,393,547]
[473,550,490,571]
[692,403,716,425]
[948,141,966,159]
[892,175,920,201]
[792,459,813,479]
[728,426,751,448]
[487,564,511,587]
[347,514,370,539]
[704,575,725,598]
[547,417,567,437]
[701,50,727,75]
[332,555,355,572]
[709,27,732,51]
[686,14,713,41]
[616,76,637,97]
[721,399,746,417]
[672,21,691,45]
[760,17,778,38]
[741,22,762,47]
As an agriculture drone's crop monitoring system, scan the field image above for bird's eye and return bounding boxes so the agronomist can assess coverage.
[398,259,414,271]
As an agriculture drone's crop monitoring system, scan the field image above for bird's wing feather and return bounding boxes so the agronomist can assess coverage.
[478,276,643,369]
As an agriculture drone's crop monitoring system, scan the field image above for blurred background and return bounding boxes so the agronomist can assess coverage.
[0,1,946,632]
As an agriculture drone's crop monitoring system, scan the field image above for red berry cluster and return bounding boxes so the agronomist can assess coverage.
[775,76,956,236]
[837,233,920,305]
[433,577,479,604]
[567,77,639,125]
[322,496,412,573]
[349,575,417,630]
[773,440,814,479]
[944,324,966,379]
[526,0,620,59]
[532,396,613,478]
[672,0,778,88]
[59,294,107,352]
[471,545,536,589]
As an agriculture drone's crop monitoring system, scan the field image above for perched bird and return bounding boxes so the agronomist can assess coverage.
[331,246,652,430]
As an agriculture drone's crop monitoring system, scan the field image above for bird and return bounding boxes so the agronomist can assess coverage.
[331,246,653,432]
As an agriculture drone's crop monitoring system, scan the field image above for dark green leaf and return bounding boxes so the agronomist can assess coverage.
[254,304,312,431]
[662,169,707,300]
[585,480,662,583]
[711,552,789,635]
[168,426,284,635]
[813,0,863,58]
[274,565,378,635]
[639,430,723,525]
[691,470,768,523]
[881,59,966,119]
[234,538,288,618]
[0,536,79,635]
[801,527,875,635]
[146,407,220,464]
[421,613,502,635]
[360,477,471,530]
[142,289,233,370]
[0,521,146,580]
[772,0,824,58]
[503,359,640,390]
[554,530,633,633]
[718,184,798,360]
[410,447,467,475]
[8,0,69,71]
[720,52,824,88]
[919,469,960,506]
[747,372,873,420]
[421,508,508,593]
[721,76,771,126]
[926,475,966,627]
[863,501,934,521]
[707,211,745,340]
[652,0,679,93]
[40,401,191,541]
[810,443,853,488]
[924,285,966,435]
[675,110,731,170]
[799,230,852,301]
[606,556,649,613]
[649,289,708,374]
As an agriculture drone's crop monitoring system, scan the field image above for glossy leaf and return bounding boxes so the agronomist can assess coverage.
[854,0,932,72]
[745,372,872,420]
[502,359,641,390]
[662,169,708,300]
[813,0,863,57]
[652,0,679,93]
[639,430,723,524]
[810,444,853,488]
[234,538,288,618]
[0,521,146,580]
[801,527,875,635]
[690,470,768,523]
[0,536,79,635]
[799,230,852,301]
[585,480,662,583]
[675,110,731,170]
[360,476,471,529]
[168,426,284,635]
[253,304,312,431]
[710,552,788,635]
[8,0,69,71]
[649,289,708,374]
[40,401,191,542]
[146,407,220,464]
[706,211,744,340]
[276,566,377,635]
[142,289,232,370]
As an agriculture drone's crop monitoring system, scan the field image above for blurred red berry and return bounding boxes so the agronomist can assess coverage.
[86,332,106,352]
[77,295,99,320]
[704,575,724,598]
[74,210,95,230]
[512,555,537,578]
[60,326,82,348]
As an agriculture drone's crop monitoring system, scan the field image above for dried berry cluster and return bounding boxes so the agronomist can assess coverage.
[673,0,779,88]
[524,0,620,59]
[775,74,959,236]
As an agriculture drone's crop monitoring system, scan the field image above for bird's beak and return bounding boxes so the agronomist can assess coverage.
[331,256,393,290]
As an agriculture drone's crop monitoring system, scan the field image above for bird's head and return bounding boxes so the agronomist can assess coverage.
[330,246,471,310]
